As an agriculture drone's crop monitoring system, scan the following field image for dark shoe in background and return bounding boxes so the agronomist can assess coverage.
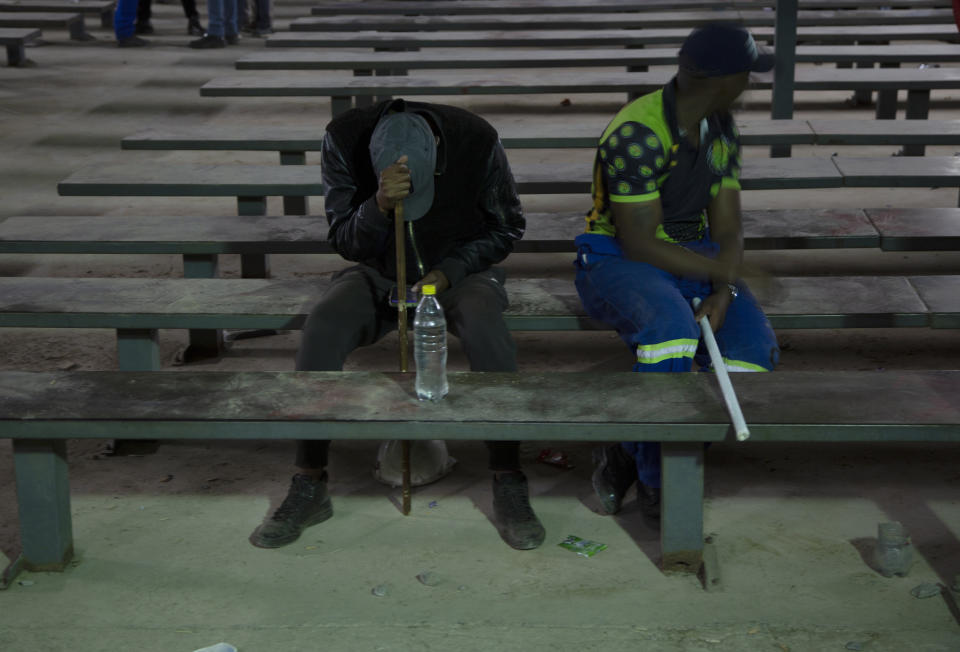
[189,34,225,48]
[591,443,638,514]
[251,27,274,37]
[187,17,205,36]
[224,32,240,45]
[118,35,150,47]
[638,483,661,523]
[249,473,333,549]
[134,22,154,35]
[492,471,545,550]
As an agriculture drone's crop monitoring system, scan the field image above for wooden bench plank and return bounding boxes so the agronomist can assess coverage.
[866,207,960,251]
[122,119,960,153]
[0,11,89,40]
[832,156,960,187]
[236,44,960,72]
[289,9,955,31]
[0,208,882,255]
[265,25,960,48]
[199,68,960,99]
[3,369,959,436]
[910,275,960,328]
[0,26,40,66]
[0,275,935,330]
[308,0,953,16]
[56,158,848,198]
[0,0,114,28]
[62,157,960,199]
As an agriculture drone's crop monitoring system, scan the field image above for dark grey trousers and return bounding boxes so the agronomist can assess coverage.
[295,264,520,471]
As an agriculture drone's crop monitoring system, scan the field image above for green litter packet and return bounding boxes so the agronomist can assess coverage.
[558,535,607,558]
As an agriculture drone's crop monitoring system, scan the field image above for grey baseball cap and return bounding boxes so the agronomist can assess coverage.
[369,111,437,221]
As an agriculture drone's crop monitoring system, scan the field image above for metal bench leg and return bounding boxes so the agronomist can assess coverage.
[183,254,227,361]
[876,62,900,122]
[280,151,309,216]
[625,44,646,102]
[353,69,375,109]
[6,42,26,67]
[901,89,930,157]
[68,17,94,41]
[332,95,352,117]
[660,442,704,574]
[238,195,270,278]
[13,439,74,572]
[117,328,160,371]
[854,61,874,107]
[235,195,277,340]
[112,329,162,455]
[770,0,797,159]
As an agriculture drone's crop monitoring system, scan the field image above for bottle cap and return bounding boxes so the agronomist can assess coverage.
[422,284,436,295]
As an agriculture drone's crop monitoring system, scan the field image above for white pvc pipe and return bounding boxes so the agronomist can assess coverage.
[692,297,751,441]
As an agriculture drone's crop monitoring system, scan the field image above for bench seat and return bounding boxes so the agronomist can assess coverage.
[288,8,955,31]
[2,368,958,581]
[0,26,39,65]
[0,208,920,256]
[308,0,954,15]
[122,119,960,153]
[236,44,960,71]
[0,274,943,332]
[0,11,89,40]
[0,0,114,28]
[264,24,960,48]
[199,67,957,121]
[55,157,960,201]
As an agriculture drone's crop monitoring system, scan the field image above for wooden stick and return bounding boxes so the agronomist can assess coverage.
[394,201,412,515]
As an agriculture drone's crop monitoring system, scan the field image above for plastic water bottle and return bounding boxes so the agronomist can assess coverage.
[872,521,914,577]
[414,284,448,401]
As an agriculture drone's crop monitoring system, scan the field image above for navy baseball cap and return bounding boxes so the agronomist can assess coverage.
[369,111,437,222]
[678,23,775,77]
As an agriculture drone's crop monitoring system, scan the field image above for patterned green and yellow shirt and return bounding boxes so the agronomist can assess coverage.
[586,78,742,243]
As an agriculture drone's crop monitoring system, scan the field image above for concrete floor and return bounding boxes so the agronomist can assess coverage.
[1,3,960,650]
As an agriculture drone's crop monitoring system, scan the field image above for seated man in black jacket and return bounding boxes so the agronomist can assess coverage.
[249,99,545,551]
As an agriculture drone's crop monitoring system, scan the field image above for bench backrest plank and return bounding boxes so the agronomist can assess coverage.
[2,369,958,439]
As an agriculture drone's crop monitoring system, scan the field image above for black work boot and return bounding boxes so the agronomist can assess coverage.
[591,444,638,514]
[187,17,205,35]
[249,473,333,548]
[492,471,545,550]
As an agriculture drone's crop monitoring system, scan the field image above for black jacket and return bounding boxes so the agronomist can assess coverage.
[320,99,525,286]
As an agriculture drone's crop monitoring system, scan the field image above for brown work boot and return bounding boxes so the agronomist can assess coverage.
[249,473,333,548]
[492,471,545,550]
